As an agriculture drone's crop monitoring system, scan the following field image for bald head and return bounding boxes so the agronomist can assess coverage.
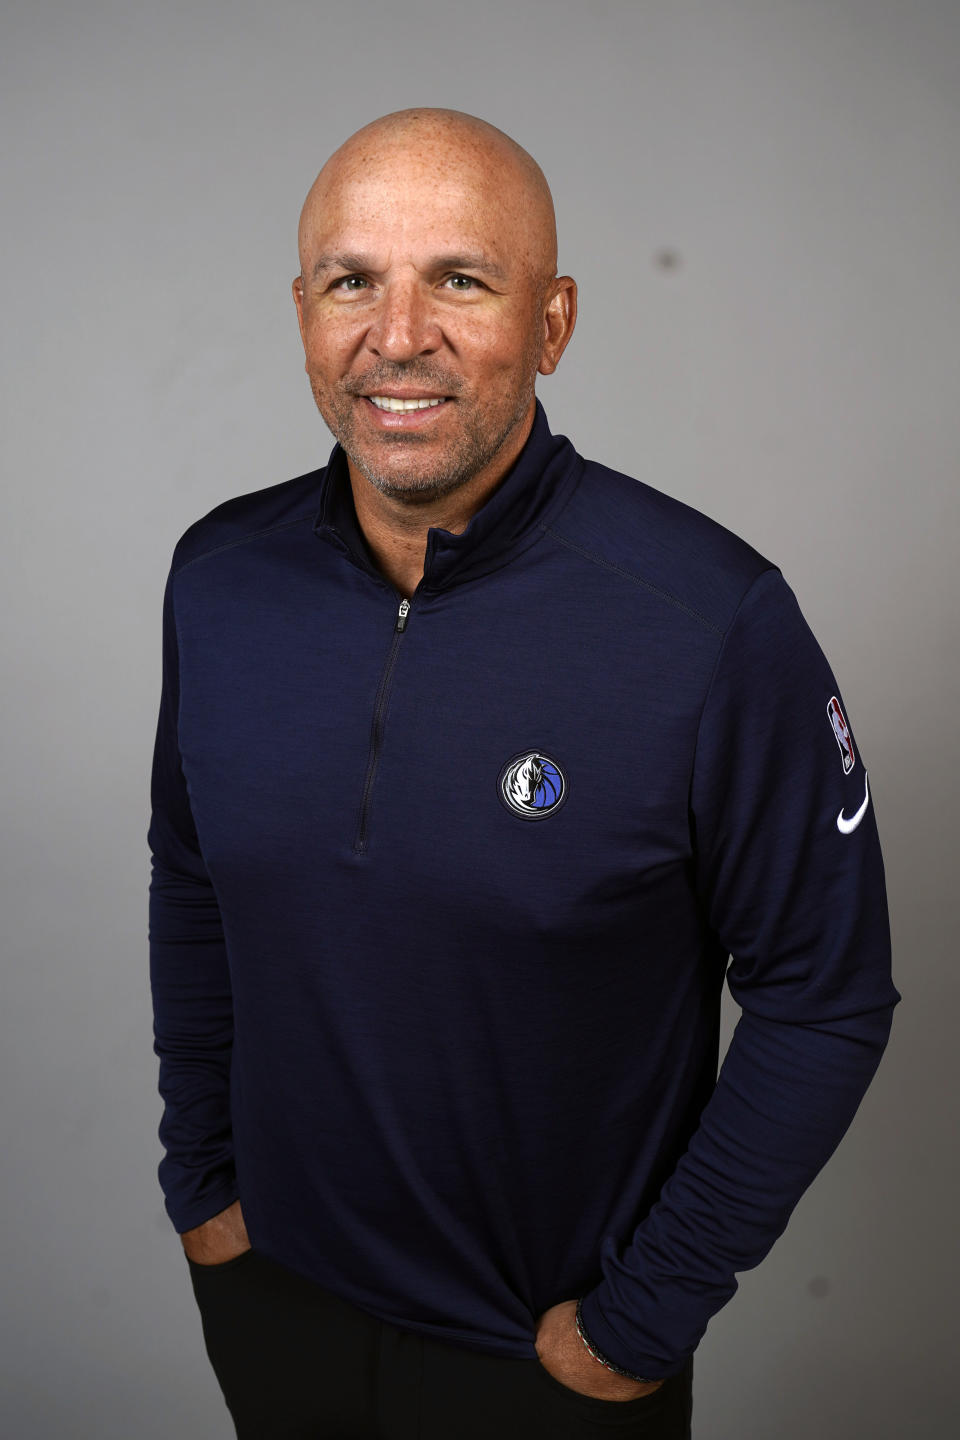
[298,108,558,295]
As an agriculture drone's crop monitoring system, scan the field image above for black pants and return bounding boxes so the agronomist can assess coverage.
[187,1248,694,1439]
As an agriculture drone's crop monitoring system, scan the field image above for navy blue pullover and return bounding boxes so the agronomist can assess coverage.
[148,402,899,1379]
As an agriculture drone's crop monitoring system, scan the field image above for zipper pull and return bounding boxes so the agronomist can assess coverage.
[396,598,411,632]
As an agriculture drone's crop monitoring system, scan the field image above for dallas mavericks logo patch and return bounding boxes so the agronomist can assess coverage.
[827,696,856,774]
[498,751,567,821]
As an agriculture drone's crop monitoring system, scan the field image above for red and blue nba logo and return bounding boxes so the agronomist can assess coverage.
[827,696,855,774]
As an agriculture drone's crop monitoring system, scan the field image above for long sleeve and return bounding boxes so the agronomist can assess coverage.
[148,560,239,1234]
[578,567,901,1378]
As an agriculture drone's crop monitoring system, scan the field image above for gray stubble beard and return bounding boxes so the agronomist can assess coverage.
[308,370,538,507]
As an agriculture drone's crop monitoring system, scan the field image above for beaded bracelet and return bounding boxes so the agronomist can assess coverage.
[574,1297,656,1384]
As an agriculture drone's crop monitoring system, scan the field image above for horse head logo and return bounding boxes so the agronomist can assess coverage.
[498,751,567,820]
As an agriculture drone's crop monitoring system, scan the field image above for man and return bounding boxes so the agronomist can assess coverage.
[148,108,900,1439]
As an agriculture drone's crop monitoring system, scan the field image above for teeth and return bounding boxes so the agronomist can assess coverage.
[369,396,446,412]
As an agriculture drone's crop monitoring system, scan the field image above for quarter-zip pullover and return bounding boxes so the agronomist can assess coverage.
[148,402,899,1379]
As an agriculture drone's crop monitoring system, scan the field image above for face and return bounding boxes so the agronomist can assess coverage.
[293,140,575,504]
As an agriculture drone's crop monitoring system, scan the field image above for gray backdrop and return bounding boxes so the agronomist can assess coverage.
[2,1,956,1435]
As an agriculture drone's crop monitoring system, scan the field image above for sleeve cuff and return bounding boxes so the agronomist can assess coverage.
[164,1181,240,1237]
[577,1286,689,1382]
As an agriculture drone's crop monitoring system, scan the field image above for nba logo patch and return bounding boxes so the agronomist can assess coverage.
[827,696,855,774]
[498,751,567,821]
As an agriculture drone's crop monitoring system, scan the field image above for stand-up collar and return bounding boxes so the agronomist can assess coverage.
[312,401,583,593]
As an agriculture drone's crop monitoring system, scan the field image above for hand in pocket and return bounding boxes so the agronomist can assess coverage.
[181,1198,251,1266]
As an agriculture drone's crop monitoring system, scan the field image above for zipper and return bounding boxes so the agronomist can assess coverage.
[353,596,412,854]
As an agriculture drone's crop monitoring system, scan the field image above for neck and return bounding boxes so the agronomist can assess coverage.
[346,405,535,597]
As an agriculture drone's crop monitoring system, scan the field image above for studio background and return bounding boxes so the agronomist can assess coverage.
[1,1,956,1436]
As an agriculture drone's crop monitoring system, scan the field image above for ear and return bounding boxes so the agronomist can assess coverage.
[538,276,577,376]
[292,275,307,353]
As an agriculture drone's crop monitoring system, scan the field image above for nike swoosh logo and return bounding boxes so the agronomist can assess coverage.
[837,772,870,834]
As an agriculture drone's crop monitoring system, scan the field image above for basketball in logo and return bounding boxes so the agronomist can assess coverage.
[498,751,567,821]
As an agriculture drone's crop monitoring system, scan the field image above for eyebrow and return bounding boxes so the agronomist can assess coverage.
[311,253,373,280]
[431,253,508,280]
[310,251,507,282]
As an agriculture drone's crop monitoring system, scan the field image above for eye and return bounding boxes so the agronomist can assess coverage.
[444,274,480,291]
[333,274,369,292]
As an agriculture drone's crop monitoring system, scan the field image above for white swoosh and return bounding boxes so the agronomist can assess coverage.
[837,772,870,834]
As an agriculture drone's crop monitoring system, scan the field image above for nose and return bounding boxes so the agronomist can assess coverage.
[365,276,441,362]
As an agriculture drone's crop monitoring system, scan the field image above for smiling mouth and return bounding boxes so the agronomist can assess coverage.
[367,395,449,412]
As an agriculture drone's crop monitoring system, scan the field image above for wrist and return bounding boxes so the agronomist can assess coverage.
[180,1200,250,1264]
[574,1297,657,1385]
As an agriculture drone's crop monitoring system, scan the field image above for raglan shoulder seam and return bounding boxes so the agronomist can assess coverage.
[172,511,319,578]
[541,523,728,637]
